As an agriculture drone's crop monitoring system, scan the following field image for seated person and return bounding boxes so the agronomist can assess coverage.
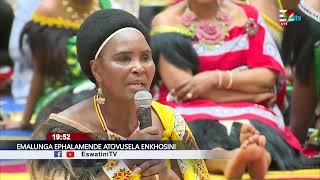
[30,9,270,180]
[150,0,319,171]
[282,0,320,145]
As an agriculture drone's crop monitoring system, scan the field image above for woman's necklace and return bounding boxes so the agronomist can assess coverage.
[94,96,140,140]
[61,0,100,23]
[180,3,231,47]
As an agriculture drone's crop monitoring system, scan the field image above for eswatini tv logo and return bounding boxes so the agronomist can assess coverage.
[279,9,302,26]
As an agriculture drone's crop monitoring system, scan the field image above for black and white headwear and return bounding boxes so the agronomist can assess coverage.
[76,9,149,83]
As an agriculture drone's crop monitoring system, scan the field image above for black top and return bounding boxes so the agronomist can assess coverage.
[282,7,320,84]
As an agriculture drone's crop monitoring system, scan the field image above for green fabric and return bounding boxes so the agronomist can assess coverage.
[315,41,320,100]
[41,36,86,94]
[33,36,89,121]
[33,0,112,122]
[99,0,112,9]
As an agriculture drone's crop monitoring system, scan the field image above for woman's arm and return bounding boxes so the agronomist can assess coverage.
[229,68,277,93]
[158,57,275,102]
[21,68,44,127]
[290,72,317,143]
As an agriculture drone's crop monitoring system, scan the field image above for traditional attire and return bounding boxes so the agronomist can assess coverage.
[151,3,319,169]
[21,0,112,123]
[30,8,210,179]
[32,99,209,180]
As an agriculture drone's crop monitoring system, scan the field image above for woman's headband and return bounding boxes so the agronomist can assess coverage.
[94,27,142,59]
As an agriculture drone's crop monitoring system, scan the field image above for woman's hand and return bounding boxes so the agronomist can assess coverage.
[252,90,276,105]
[129,126,162,141]
[125,127,167,178]
[141,167,180,180]
[138,160,166,179]
[173,71,217,102]
[253,92,275,104]
[126,126,162,169]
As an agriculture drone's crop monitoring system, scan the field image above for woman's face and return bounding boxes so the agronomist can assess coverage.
[91,29,155,101]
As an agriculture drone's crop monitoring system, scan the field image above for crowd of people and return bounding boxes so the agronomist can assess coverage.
[0,0,319,179]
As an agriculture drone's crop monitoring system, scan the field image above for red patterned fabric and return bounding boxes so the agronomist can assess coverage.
[153,4,302,151]
[0,68,13,87]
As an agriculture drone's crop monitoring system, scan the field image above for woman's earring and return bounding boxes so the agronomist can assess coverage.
[97,87,105,104]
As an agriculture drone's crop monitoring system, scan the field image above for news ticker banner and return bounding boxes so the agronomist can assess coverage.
[0,150,220,159]
[0,140,233,159]
[0,140,179,150]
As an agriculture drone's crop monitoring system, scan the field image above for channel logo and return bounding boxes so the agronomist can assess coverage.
[54,151,62,158]
[279,9,301,26]
[66,151,75,158]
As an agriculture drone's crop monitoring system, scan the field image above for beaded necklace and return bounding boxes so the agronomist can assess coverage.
[180,1,231,47]
[93,95,140,140]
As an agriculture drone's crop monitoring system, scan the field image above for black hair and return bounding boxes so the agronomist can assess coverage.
[150,32,199,85]
[282,8,320,85]
[76,9,150,84]
[30,119,107,180]
[20,22,77,79]
[0,0,14,67]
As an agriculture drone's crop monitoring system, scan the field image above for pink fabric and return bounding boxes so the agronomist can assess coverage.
[302,148,319,157]
[0,164,27,173]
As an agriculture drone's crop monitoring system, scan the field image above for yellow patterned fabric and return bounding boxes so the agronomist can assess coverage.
[31,0,111,30]
[94,98,209,179]
[210,169,320,179]
[150,25,194,37]
[31,12,81,30]
[102,160,141,180]
[140,0,175,6]
[151,101,209,180]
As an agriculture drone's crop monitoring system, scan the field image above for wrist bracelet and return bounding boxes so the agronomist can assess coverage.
[217,71,222,88]
[226,71,233,89]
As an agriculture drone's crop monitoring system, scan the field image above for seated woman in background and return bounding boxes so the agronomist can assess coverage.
[282,0,320,146]
[0,0,112,129]
[150,0,319,171]
[30,9,271,180]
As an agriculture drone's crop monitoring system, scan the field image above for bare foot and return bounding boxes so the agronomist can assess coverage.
[224,124,271,180]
